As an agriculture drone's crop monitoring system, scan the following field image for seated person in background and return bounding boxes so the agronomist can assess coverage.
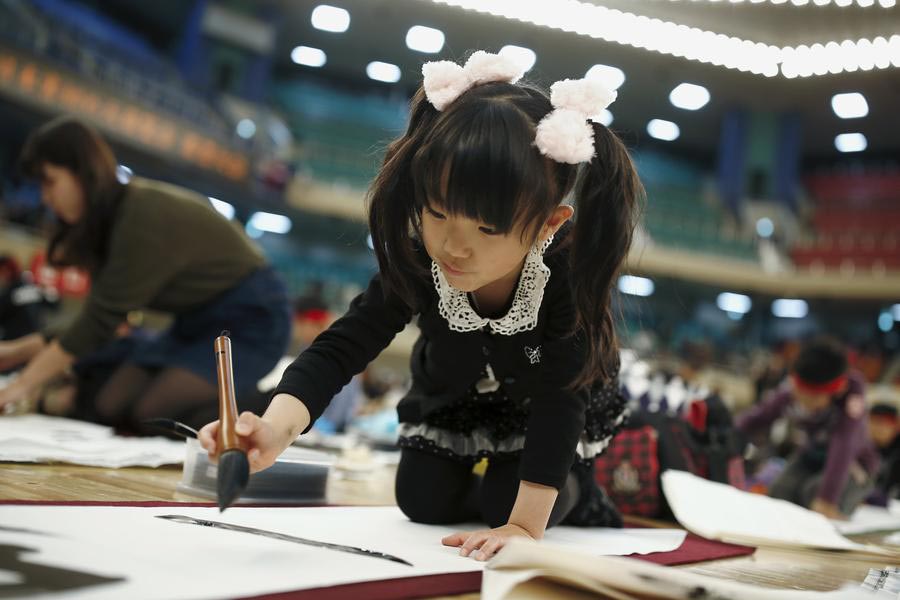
[0,117,290,431]
[736,336,880,519]
[867,403,900,506]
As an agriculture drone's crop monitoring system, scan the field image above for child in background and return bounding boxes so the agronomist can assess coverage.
[737,336,880,519]
[867,403,899,505]
[200,50,641,560]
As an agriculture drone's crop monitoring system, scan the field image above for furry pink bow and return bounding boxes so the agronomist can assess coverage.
[534,79,618,164]
[422,50,525,111]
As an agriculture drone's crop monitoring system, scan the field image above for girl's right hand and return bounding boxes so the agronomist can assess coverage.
[198,411,287,474]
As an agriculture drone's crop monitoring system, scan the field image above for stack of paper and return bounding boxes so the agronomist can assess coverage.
[483,538,880,600]
[0,414,184,467]
[661,470,900,558]
[836,504,900,536]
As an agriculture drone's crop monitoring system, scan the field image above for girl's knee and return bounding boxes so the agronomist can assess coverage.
[395,480,464,525]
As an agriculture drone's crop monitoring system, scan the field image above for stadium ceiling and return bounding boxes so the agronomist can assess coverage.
[105,0,900,161]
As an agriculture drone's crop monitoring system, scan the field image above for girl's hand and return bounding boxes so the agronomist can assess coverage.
[441,523,535,561]
[197,411,288,473]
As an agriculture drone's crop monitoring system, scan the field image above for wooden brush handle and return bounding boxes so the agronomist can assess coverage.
[215,333,243,453]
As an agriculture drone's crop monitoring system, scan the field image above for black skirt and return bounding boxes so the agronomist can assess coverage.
[397,373,627,465]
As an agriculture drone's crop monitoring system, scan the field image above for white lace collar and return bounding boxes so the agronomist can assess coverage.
[431,236,553,336]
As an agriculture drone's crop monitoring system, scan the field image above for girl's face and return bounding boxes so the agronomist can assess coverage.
[40,163,86,224]
[421,202,572,293]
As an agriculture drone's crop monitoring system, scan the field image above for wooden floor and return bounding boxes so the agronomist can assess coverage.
[0,461,896,599]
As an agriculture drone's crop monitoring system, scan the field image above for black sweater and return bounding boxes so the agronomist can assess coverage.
[273,230,592,490]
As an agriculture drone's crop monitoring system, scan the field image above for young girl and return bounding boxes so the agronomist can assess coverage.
[0,118,290,431]
[200,51,642,560]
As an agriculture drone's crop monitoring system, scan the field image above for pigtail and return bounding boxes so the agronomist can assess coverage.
[367,88,439,309]
[569,123,643,388]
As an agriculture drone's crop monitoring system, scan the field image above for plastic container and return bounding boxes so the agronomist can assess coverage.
[178,438,334,504]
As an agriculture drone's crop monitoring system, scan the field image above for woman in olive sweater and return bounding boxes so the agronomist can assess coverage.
[0,117,290,430]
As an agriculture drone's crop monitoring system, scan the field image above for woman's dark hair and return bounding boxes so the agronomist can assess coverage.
[793,336,849,385]
[19,116,124,272]
[368,78,643,388]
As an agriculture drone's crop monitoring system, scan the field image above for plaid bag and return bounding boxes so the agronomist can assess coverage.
[594,425,661,516]
[595,398,746,518]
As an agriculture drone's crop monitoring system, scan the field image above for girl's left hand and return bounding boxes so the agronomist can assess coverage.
[442,523,535,561]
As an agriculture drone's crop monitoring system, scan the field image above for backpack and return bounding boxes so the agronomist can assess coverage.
[595,393,746,518]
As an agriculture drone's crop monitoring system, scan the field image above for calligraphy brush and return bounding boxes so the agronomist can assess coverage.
[215,330,249,511]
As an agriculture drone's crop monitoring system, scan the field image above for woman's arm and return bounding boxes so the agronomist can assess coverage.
[0,340,73,409]
[0,333,46,370]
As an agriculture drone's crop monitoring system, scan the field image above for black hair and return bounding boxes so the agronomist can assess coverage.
[19,116,125,272]
[870,403,898,419]
[793,336,849,385]
[368,75,643,388]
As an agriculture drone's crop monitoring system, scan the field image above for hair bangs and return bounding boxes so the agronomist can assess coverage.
[412,93,555,239]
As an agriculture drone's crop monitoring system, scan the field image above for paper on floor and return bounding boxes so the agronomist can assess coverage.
[661,470,899,557]
[0,505,685,600]
[0,414,184,467]
[836,504,900,536]
[482,538,880,600]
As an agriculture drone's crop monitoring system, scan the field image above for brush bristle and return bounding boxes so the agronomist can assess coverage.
[217,450,249,511]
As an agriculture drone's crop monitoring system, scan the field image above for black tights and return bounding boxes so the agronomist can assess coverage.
[88,364,218,432]
[395,448,580,528]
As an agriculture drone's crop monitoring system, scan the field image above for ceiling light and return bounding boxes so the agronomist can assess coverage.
[669,83,710,110]
[209,197,235,220]
[366,61,401,83]
[428,1,899,79]
[586,64,626,90]
[831,92,868,118]
[406,25,445,53]
[116,164,132,184]
[248,211,292,234]
[756,217,774,238]
[834,132,867,152]
[892,303,900,321]
[429,1,782,75]
[499,45,536,72]
[291,46,326,67]
[879,0,896,6]
[311,5,350,33]
[647,119,680,141]
[772,299,808,318]
[236,119,256,139]
[618,275,654,297]
[594,109,613,126]
[717,292,752,314]
[880,311,895,332]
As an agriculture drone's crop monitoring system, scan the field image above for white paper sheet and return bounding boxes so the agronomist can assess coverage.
[0,414,184,467]
[836,504,900,535]
[661,470,899,556]
[0,505,685,600]
[482,538,879,600]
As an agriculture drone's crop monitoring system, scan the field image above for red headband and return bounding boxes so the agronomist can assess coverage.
[792,373,847,395]
[871,413,899,425]
[296,308,330,323]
